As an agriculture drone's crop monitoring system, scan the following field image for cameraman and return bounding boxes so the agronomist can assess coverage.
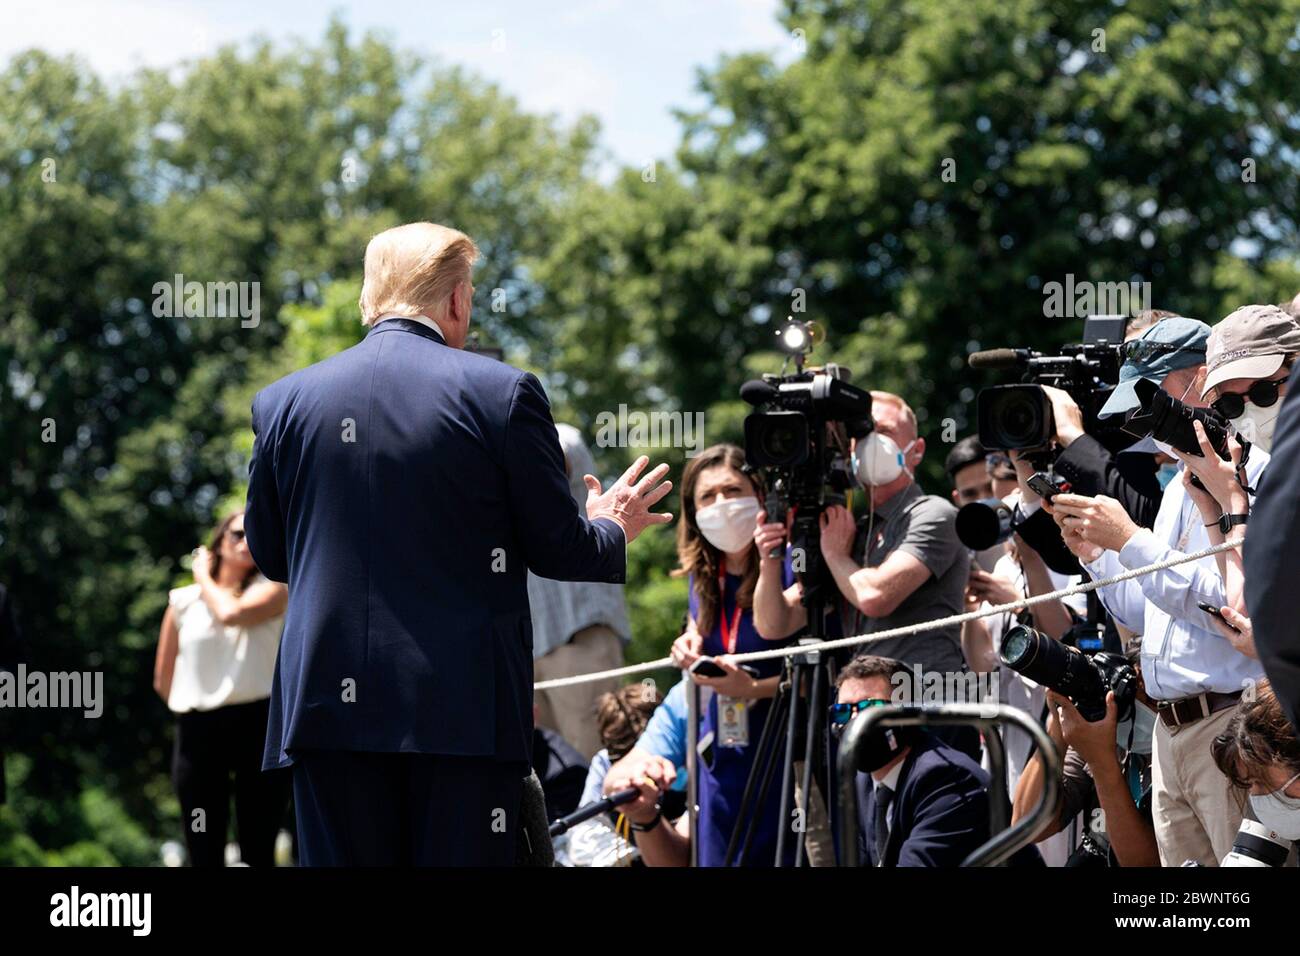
[1052,316,1269,866]
[1008,311,1177,576]
[754,391,976,758]
[1011,639,1160,866]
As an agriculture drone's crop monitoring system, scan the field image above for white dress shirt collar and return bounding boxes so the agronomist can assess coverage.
[375,313,445,343]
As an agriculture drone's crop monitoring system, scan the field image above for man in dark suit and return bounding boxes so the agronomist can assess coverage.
[1244,359,1300,734]
[839,655,1040,867]
[244,222,673,865]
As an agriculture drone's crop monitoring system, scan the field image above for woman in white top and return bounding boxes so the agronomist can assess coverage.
[153,510,289,867]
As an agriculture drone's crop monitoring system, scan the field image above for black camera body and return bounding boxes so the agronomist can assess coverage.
[972,316,1126,454]
[741,364,873,607]
[1122,378,1233,460]
[999,624,1137,723]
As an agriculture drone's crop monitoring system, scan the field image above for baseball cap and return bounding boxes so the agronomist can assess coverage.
[1201,304,1300,398]
[1098,316,1211,418]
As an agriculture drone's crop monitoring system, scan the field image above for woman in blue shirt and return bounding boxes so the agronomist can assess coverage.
[669,443,794,866]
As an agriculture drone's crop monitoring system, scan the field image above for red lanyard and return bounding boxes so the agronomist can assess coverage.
[717,558,741,654]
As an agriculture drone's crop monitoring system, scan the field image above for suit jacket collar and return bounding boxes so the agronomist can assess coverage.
[368,316,447,346]
[866,739,926,866]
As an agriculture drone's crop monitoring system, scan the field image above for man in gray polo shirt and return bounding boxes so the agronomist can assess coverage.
[753,391,973,752]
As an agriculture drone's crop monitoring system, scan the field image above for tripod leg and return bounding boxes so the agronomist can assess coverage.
[794,655,827,866]
[773,660,806,866]
[723,670,788,866]
[734,680,790,866]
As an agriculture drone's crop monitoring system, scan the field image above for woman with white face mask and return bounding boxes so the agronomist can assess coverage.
[666,443,795,866]
[1212,680,1300,846]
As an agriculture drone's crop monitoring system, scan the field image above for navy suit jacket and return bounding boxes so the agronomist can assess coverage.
[857,732,991,867]
[244,318,626,770]
[1245,362,1300,734]
[856,731,1043,867]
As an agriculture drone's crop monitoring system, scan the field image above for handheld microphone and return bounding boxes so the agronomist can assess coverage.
[547,786,641,837]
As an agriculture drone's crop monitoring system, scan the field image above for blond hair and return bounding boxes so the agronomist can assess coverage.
[869,390,917,440]
[358,222,480,326]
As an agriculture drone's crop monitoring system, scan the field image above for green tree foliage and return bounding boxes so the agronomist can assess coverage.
[3,2,1300,862]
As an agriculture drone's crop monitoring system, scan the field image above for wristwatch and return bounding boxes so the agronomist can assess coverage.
[629,809,662,832]
[1217,512,1249,535]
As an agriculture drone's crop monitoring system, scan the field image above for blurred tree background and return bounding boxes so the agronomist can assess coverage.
[2,0,1299,862]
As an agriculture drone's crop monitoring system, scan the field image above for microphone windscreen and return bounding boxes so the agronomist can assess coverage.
[517,771,557,867]
[740,379,779,406]
[968,349,1022,370]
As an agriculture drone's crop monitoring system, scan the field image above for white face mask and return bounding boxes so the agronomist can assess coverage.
[854,434,916,487]
[695,496,761,554]
[1115,701,1157,756]
[1247,772,1300,841]
[1231,403,1282,453]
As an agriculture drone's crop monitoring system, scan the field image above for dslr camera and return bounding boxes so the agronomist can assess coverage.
[999,623,1137,723]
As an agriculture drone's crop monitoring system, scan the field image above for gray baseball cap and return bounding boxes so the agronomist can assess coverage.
[1201,304,1300,398]
[1099,316,1210,418]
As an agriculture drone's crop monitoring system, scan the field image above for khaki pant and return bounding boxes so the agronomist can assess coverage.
[1151,704,1246,867]
[534,625,624,761]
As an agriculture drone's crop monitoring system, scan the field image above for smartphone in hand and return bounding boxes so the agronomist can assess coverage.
[1197,602,1241,633]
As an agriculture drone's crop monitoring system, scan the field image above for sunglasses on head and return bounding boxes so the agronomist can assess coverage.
[830,697,890,727]
[1211,373,1289,420]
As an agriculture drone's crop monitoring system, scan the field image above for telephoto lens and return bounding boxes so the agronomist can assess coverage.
[1123,379,1233,459]
[998,624,1136,723]
[1219,819,1294,867]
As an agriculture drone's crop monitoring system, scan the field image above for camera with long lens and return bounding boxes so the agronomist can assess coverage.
[1220,819,1294,867]
[741,319,874,598]
[1121,378,1234,459]
[971,316,1127,456]
[998,624,1137,723]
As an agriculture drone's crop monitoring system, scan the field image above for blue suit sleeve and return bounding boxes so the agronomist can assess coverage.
[504,372,626,583]
[244,392,289,583]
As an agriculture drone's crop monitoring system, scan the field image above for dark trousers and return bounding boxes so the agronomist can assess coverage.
[291,750,526,866]
[173,698,291,867]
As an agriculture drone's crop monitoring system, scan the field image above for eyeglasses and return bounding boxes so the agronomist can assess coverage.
[830,698,890,727]
[1122,341,1201,364]
[226,528,246,542]
[984,453,1013,472]
[1211,374,1289,420]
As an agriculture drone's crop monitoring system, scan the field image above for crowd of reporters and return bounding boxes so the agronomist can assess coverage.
[553,301,1300,868]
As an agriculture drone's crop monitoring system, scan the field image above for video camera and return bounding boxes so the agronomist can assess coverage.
[971,316,1127,456]
[741,320,874,601]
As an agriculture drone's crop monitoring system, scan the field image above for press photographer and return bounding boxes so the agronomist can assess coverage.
[1051,314,1270,866]
[1010,633,1160,867]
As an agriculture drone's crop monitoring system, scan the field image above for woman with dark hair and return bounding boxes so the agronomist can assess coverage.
[1212,680,1300,843]
[153,510,291,866]
[666,443,795,866]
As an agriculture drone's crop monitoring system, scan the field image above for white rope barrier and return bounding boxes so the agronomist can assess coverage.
[533,537,1245,690]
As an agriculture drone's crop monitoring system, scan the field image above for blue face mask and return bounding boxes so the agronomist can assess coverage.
[1156,463,1179,490]
[1116,701,1156,756]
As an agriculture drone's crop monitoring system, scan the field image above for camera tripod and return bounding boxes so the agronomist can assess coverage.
[723,558,844,867]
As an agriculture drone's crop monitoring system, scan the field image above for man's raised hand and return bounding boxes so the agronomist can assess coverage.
[585,454,674,544]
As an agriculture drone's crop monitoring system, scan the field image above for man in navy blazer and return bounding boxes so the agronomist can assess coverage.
[840,655,1041,867]
[244,222,673,865]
